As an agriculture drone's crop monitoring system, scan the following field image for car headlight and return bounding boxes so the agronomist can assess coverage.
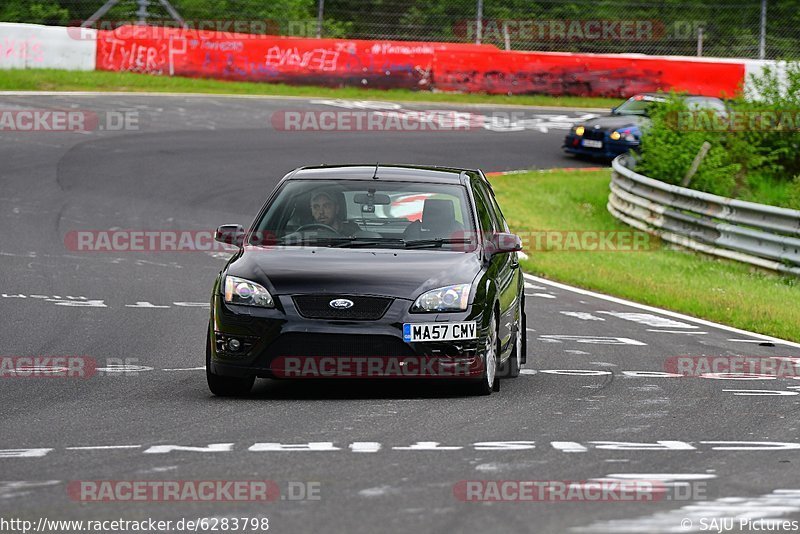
[611,129,639,142]
[412,284,471,313]
[224,275,274,308]
[574,125,585,136]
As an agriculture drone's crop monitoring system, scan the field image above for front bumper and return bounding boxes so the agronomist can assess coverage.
[209,294,486,379]
[563,133,639,160]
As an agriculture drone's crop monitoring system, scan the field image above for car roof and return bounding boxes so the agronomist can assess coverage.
[285,164,481,184]
[635,92,722,101]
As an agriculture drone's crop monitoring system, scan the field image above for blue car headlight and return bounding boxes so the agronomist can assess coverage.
[412,284,471,313]
[610,127,640,143]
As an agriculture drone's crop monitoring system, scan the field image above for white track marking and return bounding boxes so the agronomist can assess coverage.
[528,293,556,299]
[539,370,612,376]
[66,445,142,450]
[523,273,800,349]
[0,92,608,114]
[550,442,588,453]
[0,449,53,458]
[524,282,547,290]
[572,489,800,533]
[597,311,698,329]
[358,485,400,497]
[0,481,60,500]
[125,302,170,308]
[53,300,107,307]
[560,311,605,321]
[539,335,646,346]
[601,473,716,481]
[6,441,800,459]
[646,329,708,334]
[723,389,798,396]
[621,371,682,378]
[96,364,154,373]
[349,442,382,453]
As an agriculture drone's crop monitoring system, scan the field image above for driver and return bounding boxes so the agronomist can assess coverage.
[309,191,359,235]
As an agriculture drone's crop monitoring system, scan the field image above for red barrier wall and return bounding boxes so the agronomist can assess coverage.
[96,26,745,98]
[433,49,744,97]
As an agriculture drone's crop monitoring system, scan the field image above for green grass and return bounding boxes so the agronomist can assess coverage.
[0,69,619,108]
[490,169,800,342]
[738,175,800,210]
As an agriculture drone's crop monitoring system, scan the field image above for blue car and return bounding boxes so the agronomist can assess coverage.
[563,93,727,160]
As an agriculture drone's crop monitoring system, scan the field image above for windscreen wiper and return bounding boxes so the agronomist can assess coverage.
[331,237,406,248]
[403,238,474,249]
[278,236,358,247]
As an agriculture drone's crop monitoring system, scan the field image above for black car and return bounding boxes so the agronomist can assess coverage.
[563,93,727,160]
[206,164,526,396]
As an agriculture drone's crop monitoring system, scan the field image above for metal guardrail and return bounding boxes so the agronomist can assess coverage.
[608,156,800,276]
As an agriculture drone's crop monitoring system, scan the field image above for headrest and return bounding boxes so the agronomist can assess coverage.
[422,199,456,226]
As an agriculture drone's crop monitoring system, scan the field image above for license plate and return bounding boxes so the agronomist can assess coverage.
[582,139,603,148]
[403,321,477,342]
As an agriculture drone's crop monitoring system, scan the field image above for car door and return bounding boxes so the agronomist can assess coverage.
[484,180,523,354]
[471,177,517,353]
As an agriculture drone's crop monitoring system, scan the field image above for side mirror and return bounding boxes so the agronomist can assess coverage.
[214,224,245,246]
[486,232,523,258]
[611,106,618,114]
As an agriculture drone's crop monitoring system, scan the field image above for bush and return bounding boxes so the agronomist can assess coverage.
[636,62,800,208]
[636,96,739,196]
[788,175,800,210]
[0,0,68,24]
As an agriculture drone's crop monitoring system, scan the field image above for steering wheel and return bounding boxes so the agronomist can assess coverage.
[294,223,341,235]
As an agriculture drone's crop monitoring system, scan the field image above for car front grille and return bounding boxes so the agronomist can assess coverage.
[292,295,393,320]
[266,333,416,358]
[583,129,606,141]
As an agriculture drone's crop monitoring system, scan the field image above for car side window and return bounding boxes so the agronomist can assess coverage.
[472,179,503,233]
[470,179,495,235]
[484,183,509,232]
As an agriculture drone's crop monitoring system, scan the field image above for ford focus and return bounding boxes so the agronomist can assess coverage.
[206,164,525,396]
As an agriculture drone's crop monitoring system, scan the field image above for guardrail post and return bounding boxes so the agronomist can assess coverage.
[681,141,711,187]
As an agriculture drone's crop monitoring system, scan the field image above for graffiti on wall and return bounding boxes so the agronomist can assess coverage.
[0,36,44,64]
[95,26,744,97]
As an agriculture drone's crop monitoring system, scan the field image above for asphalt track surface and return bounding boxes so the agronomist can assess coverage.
[2,94,800,534]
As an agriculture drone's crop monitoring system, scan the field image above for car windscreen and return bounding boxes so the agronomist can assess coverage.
[250,179,478,251]
[684,97,727,112]
[614,94,666,116]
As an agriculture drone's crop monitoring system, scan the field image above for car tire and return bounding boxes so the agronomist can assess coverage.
[468,311,500,396]
[501,305,524,379]
[206,330,254,397]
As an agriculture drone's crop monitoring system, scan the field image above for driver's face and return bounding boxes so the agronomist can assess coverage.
[310,195,338,226]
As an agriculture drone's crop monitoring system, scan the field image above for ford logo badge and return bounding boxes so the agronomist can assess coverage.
[329,299,354,309]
